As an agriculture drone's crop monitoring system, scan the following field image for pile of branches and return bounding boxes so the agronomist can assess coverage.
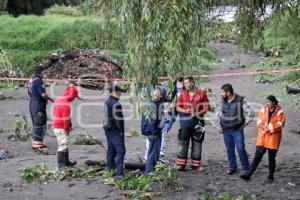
[41,48,124,90]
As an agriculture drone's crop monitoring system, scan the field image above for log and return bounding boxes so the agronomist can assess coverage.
[289,129,300,134]
[286,85,300,94]
[85,160,146,170]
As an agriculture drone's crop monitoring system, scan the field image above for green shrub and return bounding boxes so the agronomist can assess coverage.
[45,5,82,16]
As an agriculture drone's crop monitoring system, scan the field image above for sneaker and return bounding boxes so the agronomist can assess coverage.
[198,165,205,172]
[158,155,167,164]
[227,169,237,175]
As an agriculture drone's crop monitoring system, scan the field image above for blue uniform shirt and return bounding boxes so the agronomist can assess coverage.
[28,74,46,103]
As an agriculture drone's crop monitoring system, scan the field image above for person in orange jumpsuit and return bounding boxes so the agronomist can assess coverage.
[240,95,286,182]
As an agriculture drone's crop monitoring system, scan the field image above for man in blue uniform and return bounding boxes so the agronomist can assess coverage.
[103,84,126,179]
[28,65,54,149]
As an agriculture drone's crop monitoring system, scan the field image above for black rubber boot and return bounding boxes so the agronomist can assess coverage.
[240,150,264,180]
[57,151,66,171]
[65,149,77,167]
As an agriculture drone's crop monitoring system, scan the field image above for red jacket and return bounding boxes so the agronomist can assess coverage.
[52,96,71,135]
[52,85,79,135]
[177,89,209,115]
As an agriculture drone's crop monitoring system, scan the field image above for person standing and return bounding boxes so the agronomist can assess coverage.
[216,84,254,176]
[103,84,126,179]
[141,87,164,175]
[240,95,285,182]
[28,65,54,149]
[176,77,209,171]
[52,85,80,170]
[160,77,184,158]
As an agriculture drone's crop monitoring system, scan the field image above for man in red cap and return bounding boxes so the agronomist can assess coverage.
[52,85,81,170]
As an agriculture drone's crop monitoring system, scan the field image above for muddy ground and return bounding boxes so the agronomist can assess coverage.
[0,41,299,200]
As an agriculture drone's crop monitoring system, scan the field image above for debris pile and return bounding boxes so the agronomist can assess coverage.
[41,49,124,90]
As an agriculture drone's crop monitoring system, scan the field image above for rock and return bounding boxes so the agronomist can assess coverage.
[288,182,296,187]
[0,149,14,160]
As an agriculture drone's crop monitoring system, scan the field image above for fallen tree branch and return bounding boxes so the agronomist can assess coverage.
[85,160,146,170]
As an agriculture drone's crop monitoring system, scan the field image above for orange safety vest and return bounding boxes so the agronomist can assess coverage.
[256,105,286,150]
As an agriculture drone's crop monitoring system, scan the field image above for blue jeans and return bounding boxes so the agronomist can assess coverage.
[160,114,176,156]
[145,135,161,175]
[223,129,249,171]
[105,130,126,176]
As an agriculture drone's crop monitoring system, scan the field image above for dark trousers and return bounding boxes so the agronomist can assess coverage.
[29,101,47,145]
[145,134,162,175]
[105,129,126,176]
[250,146,278,177]
[223,128,249,171]
[177,118,204,168]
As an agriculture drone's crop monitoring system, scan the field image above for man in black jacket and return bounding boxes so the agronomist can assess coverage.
[103,84,126,178]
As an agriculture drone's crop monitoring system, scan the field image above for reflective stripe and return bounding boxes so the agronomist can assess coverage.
[257,119,262,125]
[277,121,283,127]
[32,140,44,148]
[277,110,283,116]
[191,160,201,166]
[176,158,186,165]
[191,160,201,164]
[268,124,274,133]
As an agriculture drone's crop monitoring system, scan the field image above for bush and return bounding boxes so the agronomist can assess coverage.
[45,4,82,16]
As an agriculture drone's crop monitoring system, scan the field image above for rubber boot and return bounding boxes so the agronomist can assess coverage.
[65,149,77,167]
[57,151,66,171]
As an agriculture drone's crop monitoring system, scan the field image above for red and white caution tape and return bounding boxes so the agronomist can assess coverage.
[0,67,299,82]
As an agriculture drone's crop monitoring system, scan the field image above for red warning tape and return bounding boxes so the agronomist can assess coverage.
[0,67,299,82]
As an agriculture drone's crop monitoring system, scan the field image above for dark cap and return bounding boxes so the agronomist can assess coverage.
[34,65,44,75]
[109,84,126,93]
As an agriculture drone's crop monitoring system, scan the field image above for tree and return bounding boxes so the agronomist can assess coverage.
[99,0,208,94]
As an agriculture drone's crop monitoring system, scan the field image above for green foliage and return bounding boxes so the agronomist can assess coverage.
[45,4,82,16]
[73,133,97,145]
[80,0,100,15]
[255,5,300,85]
[150,164,181,189]
[207,21,237,42]
[103,164,181,199]
[262,8,300,62]
[0,48,20,89]
[8,115,31,141]
[100,1,208,90]
[128,128,141,137]
[19,163,104,184]
[200,193,256,200]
